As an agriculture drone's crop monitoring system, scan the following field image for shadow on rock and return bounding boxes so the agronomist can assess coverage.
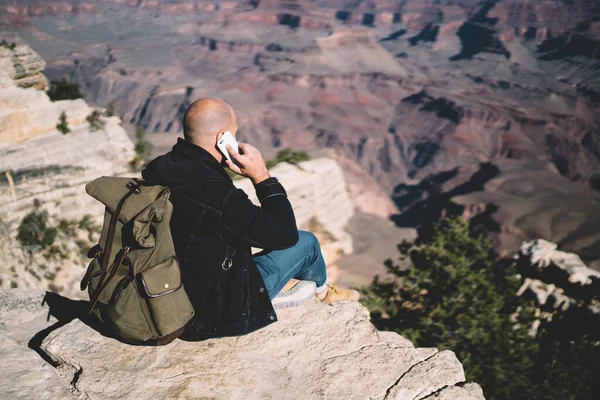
[28,292,118,366]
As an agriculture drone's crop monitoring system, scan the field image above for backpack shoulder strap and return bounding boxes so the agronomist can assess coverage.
[88,180,142,313]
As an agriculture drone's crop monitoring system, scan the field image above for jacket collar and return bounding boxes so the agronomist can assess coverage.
[172,138,231,182]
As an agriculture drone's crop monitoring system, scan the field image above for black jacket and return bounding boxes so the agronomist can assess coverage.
[142,138,299,339]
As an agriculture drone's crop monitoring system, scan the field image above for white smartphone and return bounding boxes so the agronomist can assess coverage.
[217,131,239,162]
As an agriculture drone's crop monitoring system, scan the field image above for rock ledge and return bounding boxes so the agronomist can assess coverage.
[0,289,484,399]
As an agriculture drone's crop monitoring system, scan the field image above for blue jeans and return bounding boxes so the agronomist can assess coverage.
[253,231,328,300]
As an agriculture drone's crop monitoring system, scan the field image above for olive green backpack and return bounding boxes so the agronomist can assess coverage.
[80,177,194,345]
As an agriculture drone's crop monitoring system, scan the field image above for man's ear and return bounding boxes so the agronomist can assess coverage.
[215,131,224,146]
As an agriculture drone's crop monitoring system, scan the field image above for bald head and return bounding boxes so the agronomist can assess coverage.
[183,98,237,147]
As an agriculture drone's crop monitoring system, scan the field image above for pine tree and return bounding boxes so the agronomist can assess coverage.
[105,102,115,117]
[56,111,70,134]
[86,109,105,132]
[361,218,599,400]
[361,218,536,398]
[47,78,83,102]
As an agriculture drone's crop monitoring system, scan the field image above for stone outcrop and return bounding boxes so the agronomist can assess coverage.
[236,158,354,282]
[0,43,135,221]
[235,158,354,255]
[0,44,135,297]
[0,43,47,90]
[0,290,75,400]
[0,44,93,144]
[0,288,484,399]
[518,240,600,289]
[515,240,600,317]
[514,239,600,336]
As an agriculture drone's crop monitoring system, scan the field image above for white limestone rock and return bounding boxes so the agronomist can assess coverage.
[0,48,134,298]
[0,44,47,90]
[378,330,415,348]
[0,289,75,400]
[515,239,600,329]
[518,239,600,288]
[0,335,76,400]
[423,383,485,400]
[0,288,484,399]
[235,158,355,255]
[32,297,482,399]
[516,278,573,312]
[0,84,91,143]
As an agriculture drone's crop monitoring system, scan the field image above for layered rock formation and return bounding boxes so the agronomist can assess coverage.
[235,158,354,254]
[0,288,485,399]
[235,157,355,282]
[0,44,135,297]
[17,0,596,193]
[3,0,600,311]
[3,0,598,279]
[0,43,47,90]
[0,44,134,222]
[392,159,600,271]
[4,1,97,18]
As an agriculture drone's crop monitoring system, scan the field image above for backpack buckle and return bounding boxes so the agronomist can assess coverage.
[126,181,141,194]
[221,258,233,271]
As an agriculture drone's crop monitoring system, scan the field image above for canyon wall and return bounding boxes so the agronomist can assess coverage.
[0,44,360,297]
[0,44,135,298]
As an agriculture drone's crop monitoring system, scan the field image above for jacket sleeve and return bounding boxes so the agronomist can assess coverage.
[220,177,299,250]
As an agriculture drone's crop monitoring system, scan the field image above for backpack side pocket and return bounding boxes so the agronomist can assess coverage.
[137,257,195,337]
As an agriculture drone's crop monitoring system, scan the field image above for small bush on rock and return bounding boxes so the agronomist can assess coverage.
[266,148,310,169]
[56,111,70,134]
[0,40,16,49]
[47,78,83,102]
[105,102,115,117]
[87,109,105,132]
[17,210,57,249]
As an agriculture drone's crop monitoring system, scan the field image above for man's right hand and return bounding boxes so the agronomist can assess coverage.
[225,142,271,185]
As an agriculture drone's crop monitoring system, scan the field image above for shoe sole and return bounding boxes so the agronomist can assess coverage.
[272,280,317,310]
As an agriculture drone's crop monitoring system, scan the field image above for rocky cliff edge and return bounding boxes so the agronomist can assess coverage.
[0,289,484,400]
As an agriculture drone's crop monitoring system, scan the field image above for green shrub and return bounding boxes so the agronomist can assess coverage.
[79,214,101,241]
[86,109,105,132]
[105,102,115,117]
[17,210,57,249]
[56,111,70,134]
[43,244,69,260]
[266,147,310,169]
[78,214,100,233]
[47,78,83,102]
[0,40,16,50]
[129,127,153,171]
[361,218,599,400]
[57,218,77,237]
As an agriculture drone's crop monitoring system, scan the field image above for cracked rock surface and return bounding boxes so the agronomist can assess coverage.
[1,289,484,399]
[0,290,75,400]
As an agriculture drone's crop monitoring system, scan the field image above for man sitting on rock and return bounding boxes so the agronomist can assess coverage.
[142,98,359,340]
